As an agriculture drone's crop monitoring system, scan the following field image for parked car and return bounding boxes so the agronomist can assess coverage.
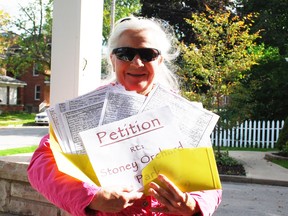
[35,111,49,125]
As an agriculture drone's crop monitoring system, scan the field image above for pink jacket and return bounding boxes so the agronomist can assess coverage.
[27,135,222,216]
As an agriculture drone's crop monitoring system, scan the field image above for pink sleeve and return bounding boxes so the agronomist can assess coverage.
[27,135,100,216]
[190,189,222,216]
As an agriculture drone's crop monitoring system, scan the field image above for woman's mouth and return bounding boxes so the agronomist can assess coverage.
[127,73,146,77]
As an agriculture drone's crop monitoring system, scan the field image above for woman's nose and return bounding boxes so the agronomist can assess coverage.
[131,54,144,66]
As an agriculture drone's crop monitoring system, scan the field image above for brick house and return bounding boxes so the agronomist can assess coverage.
[0,66,50,113]
[0,73,26,113]
[14,65,50,113]
[1,32,50,113]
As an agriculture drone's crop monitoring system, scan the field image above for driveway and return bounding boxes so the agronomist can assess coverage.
[0,126,49,150]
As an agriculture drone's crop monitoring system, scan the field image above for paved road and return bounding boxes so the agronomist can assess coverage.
[215,182,288,216]
[0,126,49,150]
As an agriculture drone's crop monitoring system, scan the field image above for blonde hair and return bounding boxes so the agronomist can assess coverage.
[104,16,180,91]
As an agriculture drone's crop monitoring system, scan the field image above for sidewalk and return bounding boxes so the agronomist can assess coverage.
[220,151,288,187]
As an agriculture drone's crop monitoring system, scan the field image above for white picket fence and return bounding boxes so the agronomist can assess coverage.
[211,120,285,148]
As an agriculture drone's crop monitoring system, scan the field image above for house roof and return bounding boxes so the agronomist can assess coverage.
[0,75,27,87]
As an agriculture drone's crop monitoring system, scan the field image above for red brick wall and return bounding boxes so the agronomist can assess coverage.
[6,66,50,113]
[19,69,50,113]
[44,82,50,106]
[0,105,24,113]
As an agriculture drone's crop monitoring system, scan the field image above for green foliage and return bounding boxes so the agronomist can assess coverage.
[228,0,288,121]
[282,143,288,156]
[102,0,142,44]
[276,117,288,151]
[0,10,11,54]
[238,0,288,55]
[0,112,36,126]
[1,0,53,77]
[140,0,234,44]
[226,46,288,121]
[215,150,240,166]
[179,8,263,113]
[0,10,10,28]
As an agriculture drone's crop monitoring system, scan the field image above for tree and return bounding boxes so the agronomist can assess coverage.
[140,0,234,44]
[179,8,263,114]
[237,0,288,56]
[276,116,288,154]
[226,47,288,121]
[179,8,263,152]
[1,0,53,77]
[102,0,141,44]
[0,10,10,28]
[0,10,12,55]
[227,0,288,121]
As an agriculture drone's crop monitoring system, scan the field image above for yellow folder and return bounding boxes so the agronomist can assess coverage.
[141,148,221,193]
[50,127,221,193]
[50,127,100,186]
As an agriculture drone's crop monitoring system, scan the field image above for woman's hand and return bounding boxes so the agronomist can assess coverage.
[149,174,200,215]
[88,185,143,213]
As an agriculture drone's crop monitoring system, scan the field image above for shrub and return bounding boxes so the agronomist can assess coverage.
[215,150,239,166]
[281,142,288,156]
[276,116,288,151]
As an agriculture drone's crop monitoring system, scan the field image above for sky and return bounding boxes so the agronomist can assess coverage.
[1,0,36,33]
[0,0,31,19]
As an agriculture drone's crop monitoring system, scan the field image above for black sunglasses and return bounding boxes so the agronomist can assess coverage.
[112,47,161,62]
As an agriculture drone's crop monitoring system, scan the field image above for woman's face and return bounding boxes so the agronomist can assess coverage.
[110,29,163,95]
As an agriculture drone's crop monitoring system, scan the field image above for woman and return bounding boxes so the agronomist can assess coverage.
[28,16,222,216]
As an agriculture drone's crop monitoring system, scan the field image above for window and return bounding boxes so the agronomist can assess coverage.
[9,87,17,105]
[35,85,41,100]
[0,87,7,104]
[33,63,40,76]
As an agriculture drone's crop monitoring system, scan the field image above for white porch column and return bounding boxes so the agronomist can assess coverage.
[50,0,104,105]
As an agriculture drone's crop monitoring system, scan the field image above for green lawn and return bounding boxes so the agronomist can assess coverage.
[270,159,288,169]
[0,112,36,127]
[0,146,38,156]
[217,147,276,152]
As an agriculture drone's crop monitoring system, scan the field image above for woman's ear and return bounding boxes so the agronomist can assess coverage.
[158,55,164,65]
[110,54,116,72]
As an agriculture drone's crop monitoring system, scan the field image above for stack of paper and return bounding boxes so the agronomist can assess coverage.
[47,83,222,192]
[48,83,219,154]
